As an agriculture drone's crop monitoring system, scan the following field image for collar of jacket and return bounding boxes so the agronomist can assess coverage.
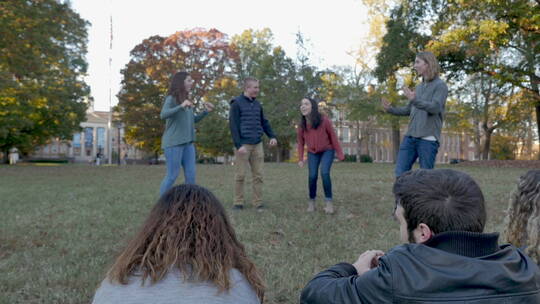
[423,231,500,258]
[241,93,256,102]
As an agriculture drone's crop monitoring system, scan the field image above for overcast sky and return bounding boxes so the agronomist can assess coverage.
[70,0,370,110]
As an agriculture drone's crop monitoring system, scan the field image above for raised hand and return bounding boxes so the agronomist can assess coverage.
[402,87,416,101]
[203,102,215,112]
[181,99,194,108]
[381,98,391,111]
[352,250,385,276]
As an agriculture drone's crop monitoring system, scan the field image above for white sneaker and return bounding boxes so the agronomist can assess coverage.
[324,201,334,214]
[307,200,315,212]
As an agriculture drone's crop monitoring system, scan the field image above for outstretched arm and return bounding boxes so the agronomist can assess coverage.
[382,97,411,116]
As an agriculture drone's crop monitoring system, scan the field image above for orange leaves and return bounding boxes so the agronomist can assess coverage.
[117,28,236,154]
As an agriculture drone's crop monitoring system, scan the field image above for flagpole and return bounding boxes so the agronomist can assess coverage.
[107,0,113,164]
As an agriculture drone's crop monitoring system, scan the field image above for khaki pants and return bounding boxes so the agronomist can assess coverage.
[234,143,264,206]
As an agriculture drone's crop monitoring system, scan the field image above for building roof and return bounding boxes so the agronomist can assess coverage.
[86,111,110,124]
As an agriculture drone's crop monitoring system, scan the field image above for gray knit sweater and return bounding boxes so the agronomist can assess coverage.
[92,268,260,304]
[387,76,448,142]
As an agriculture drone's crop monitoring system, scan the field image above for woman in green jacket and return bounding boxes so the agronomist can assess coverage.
[159,71,213,195]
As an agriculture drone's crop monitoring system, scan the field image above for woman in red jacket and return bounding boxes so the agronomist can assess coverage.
[297,98,344,214]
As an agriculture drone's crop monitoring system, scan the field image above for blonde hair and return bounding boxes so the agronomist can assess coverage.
[503,170,540,264]
[243,77,259,89]
[416,51,440,82]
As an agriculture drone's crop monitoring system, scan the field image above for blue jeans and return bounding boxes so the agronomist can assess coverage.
[395,136,439,177]
[307,149,335,200]
[160,143,196,195]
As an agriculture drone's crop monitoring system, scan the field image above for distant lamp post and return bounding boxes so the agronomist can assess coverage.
[112,111,122,165]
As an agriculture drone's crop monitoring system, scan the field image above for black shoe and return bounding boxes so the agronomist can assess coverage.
[232,205,244,210]
[256,205,265,212]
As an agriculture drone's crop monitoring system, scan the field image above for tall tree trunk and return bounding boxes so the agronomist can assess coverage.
[2,148,9,164]
[482,131,492,160]
[535,101,540,159]
[526,39,540,159]
[474,120,482,160]
[355,121,361,162]
[480,76,493,160]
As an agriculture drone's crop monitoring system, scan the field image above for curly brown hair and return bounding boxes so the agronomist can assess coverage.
[107,184,265,300]
[504,170,540,264]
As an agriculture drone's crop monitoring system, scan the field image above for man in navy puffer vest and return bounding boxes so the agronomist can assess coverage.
[229,77,277,211]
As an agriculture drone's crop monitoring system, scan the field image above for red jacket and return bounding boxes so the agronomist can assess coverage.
[297,116,344,162]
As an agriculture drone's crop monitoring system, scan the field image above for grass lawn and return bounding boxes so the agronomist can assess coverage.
[0,162,529,303]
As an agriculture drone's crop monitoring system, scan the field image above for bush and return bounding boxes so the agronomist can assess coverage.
[197,157,222,164]
[359,154,373,163]
[28,158,69,164]
[343,154,357,162]
[490,135,517,160]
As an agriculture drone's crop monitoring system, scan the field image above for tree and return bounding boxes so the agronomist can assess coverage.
[490,133,518,160]
[0,0,89,162]
[196,76,237,160]
[373,0,540,160]
[117,28,236,157]
[425,0,540,156]
[231,29,305,162]
[336,66,376,159]
[369,1,433,161]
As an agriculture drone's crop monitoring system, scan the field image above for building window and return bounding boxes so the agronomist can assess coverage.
[97,127,106,153]
[342,127,350,143]
[73,133,81,156]
[84,127,93,157]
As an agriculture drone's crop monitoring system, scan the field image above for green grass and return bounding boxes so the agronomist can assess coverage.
[0,163,529,303]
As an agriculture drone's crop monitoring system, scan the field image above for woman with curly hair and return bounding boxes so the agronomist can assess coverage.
[92,184,265,304]
[504,170,540,264]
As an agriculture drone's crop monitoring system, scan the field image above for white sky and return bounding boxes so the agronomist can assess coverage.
[70,0,370,111]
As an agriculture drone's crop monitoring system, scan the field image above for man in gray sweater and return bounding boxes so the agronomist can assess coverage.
[382,51,448,177]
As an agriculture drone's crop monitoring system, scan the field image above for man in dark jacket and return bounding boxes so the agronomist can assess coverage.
[229,77,277,211]
[301,169,540,303]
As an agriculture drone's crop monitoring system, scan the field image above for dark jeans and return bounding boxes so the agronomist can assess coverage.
[307,149,335,200]
[395,136,439,177]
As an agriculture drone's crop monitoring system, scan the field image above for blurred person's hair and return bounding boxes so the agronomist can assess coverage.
[168,71,190,104]
[416,51,440,82]
[504,170,540,264]
[393,169,486,243]
[107,184,265,300]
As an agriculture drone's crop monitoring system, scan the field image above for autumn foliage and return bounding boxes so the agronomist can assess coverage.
[117,28,237,156]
